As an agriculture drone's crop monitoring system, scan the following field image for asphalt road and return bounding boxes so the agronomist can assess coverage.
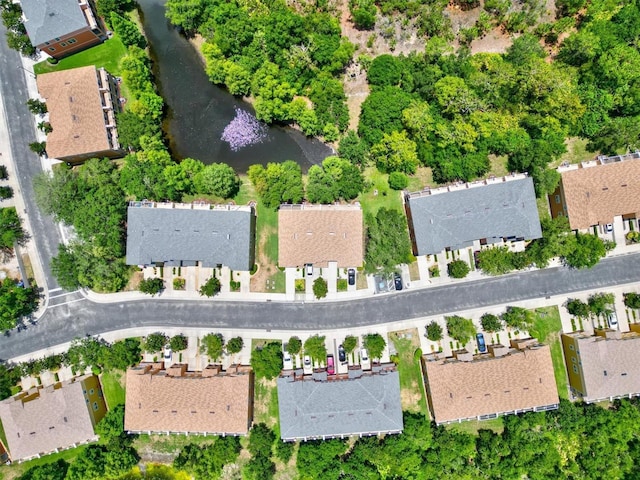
[0,24,62,291]
[2,252,640,360]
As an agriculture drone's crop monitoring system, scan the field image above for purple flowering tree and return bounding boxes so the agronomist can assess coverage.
[221,108,267,151]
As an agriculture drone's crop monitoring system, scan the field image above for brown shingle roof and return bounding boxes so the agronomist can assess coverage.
[569,333,640,402]
[0,375,99,461]
[423,346,559,424]
[124,364,253,435]
[278,205,363,268]
[36,66,111,160]
[559,159,640,230]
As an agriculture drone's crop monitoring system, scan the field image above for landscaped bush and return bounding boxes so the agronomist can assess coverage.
[388,171,409,190]
[0,165,7,179]
[447,259,470,279]
[337,278,348,291]
[0,186,13,200]
[172,277,185,290]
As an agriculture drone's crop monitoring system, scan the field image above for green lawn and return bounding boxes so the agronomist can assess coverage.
[389,331,428,416]
[0,444,88,478]
[101,370,126,408]
[254,378,280,431]
[447,417,504,435]
[133,432,214,454]
[358,167,403,218]
[33,35,127,76]
[529,306,569,400]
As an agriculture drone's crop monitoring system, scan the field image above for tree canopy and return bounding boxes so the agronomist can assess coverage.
[364,208,413,273]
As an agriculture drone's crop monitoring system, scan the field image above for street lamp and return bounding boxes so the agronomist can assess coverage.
[16,65,35,79]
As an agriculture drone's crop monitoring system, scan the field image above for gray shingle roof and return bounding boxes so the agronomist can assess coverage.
[277,371,403,441]
[407,177,542,255]
[125,205,255,271]
[21,0,89,46]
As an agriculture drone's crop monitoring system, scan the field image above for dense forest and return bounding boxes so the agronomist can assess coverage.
[12,398,640,479]
[164,0,640,198]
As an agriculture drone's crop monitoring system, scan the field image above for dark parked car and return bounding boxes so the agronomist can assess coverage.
[394,273,403,291]
[348,268,356,285]
[476,333,487,353]
[338,345,347,364]
[326,355,335,375]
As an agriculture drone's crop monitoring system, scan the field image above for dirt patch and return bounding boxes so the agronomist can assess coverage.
[249,224,277,292]
[470,27,513,54]
[401,379,423,407]
[123,269,144,292]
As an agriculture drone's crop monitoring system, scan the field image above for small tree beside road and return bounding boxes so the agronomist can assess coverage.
[26,98,47,115]
[566,298,590,319]
[624,292,640,310]
[139,277,164,296]
[169,334,188,352]
[448,260,470,279]
[343,335,358,353]
[588,292,614,319]
[286,336,302,355]
[199,275,221,297]
[425,321,443,342]
[313,277,328,299]
[446,315,476,346]
[226,336,244,354]
[201,333,224,360]
[304,335,327,361]
[501,306,534,331]
[480,313,503,334]
[363,333,386,360]
[29,141,47,156]
[144,332,167,353]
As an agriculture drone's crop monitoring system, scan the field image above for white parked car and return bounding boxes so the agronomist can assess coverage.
[163,344,172,364]
[608,312,618,329]
[283,350,293,370]
[303,355,313,374]
[360,348,371,370]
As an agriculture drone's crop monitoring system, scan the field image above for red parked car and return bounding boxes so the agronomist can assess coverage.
[326,355,335,375]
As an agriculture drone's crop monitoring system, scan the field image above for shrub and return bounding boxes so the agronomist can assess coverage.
[139,277,164,295]
[337,278,348,291]
[388,171,409,190]
[294,279,305,292]
[287,336,302,355]
[363,333,386,359]
[26,99,47,115]
[172,277,185,290]
[201,333,224,360]
[199,275,221,297]
[144,332,167,353]
[425,321,443,342]
[226,336,244,354]
[429,265,440,277]
[448,260,470,279]
[29,141,47,156]
[169,334,188,351]
[313,277,328,299]
[0,165,7,179]
[0,186,13,200]
[343,335,358,353]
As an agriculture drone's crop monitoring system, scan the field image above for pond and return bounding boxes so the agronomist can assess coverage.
[137,0,333,172]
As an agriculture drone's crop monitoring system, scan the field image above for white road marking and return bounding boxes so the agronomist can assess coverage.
[47,298,86,308]
[49,290,79,299]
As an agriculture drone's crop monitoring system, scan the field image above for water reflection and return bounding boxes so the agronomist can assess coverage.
[137,0,333,172]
